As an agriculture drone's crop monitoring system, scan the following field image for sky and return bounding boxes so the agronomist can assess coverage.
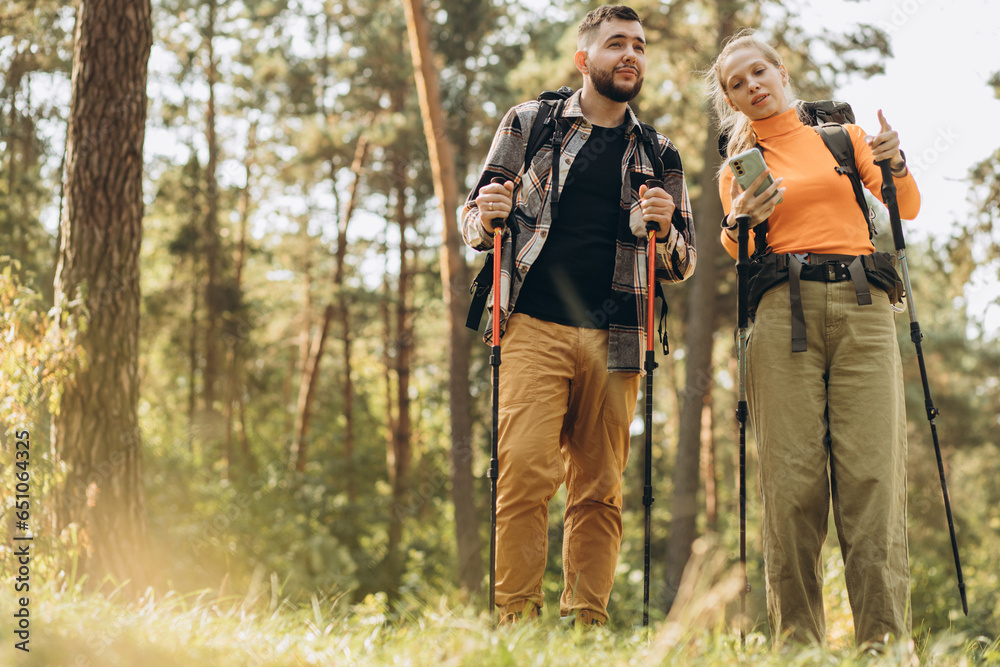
[791,0,1000,335]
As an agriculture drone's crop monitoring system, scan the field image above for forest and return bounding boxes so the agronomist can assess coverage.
[1,0,998,664]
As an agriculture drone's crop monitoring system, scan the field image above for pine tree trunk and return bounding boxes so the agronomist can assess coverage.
[400,0,482,596]
[382,231,397,474]
[335,134,366,501]
[290,305,331,472]
[289,133,367,473]
[285,236,312,454]
[664,6,733,608]
[51,0,152,592]
[701,384,719,533]
[201,0,222,442]
[223,120,255,478]
[385,170,414,601]
[188,257,199,453]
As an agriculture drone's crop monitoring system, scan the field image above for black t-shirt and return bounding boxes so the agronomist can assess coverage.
[513,122,627,329]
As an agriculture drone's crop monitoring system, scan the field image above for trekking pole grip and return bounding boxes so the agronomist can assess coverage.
[486,176,509,232]
[736,215,750,330]
[644,179,663,234]
[876,160,906,252]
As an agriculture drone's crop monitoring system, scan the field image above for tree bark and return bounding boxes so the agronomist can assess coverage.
[224,119,256,477]
[51,0,153,592]
[286,225,313,456]
[289,133,367,473]
[701,382,718,533]
[400,0,482,596]
[335,134,366,501]
[201,0,223,442]
[188,257,199,454]
[664,5,734,610]
[382,231,397,474]
[384,167,414,601]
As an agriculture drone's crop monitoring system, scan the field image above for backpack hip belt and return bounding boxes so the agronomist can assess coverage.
[748,252,903,353]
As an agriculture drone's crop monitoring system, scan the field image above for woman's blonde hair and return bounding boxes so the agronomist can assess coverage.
[706,31,801,173]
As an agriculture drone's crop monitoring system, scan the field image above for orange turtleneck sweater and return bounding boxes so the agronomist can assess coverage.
[719,107,920,259]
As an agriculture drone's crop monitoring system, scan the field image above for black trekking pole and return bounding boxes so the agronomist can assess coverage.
[877,161,968,615]
[735,214,751,645]
[487,177,506,617]
[642,179,662,628]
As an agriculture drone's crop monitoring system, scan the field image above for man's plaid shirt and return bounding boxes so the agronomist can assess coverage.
[461,89,697,373]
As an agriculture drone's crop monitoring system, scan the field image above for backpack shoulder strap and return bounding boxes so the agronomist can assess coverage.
[524,99,558,171]
[802,100,856,126]
[814,123,876,240]
[465,252,494,331]
[466,95,567,332]
[639,122,664,179]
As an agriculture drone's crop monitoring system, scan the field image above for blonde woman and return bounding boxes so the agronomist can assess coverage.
[709,32,919,646]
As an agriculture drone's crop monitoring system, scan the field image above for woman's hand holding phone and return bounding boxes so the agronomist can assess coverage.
[727,167,784,235]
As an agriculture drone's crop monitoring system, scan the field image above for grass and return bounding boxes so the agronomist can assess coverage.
[0,536,993,666]
[3,571,997,667]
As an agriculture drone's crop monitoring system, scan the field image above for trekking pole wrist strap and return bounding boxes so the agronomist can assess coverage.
[890,150,908,177]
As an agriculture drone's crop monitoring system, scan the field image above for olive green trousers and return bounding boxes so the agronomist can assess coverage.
[748,279,910,645]
[494,314,640,622]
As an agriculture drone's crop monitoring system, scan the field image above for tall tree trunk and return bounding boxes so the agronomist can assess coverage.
[400,0,482,596]
[184,149,203,455]
[335,133,366,501]
[287,217,314,458]
[201,0,222,441]
[51,0,153,592]
[384,168,413,601]
[382,230,397,474]
[289,133,367,473]
[290,307,331,473]
[701,382,718,533]
[281,345,297,461]
[188,257,199,453]
[664,6,734,609]
[224,119,256,478]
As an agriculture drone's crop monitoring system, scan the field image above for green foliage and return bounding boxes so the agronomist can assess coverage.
[0,257,84,590]
[0,0,73,294]
[0,257,83,433]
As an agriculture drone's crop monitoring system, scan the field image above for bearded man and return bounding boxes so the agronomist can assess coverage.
[461,4,697,627]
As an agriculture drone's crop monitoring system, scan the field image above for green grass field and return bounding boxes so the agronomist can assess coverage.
[2,579,996,667]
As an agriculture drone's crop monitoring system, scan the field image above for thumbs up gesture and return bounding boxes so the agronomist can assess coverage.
[866,109,907,174]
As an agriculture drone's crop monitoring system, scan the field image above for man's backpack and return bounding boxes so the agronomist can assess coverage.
[720,100,877,258]
[466,86,669,350]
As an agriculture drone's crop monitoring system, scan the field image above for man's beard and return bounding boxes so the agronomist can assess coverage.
[591,65,643,103]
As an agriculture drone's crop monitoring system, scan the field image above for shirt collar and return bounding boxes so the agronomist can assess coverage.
[563,88,641,133]
[749,106,804,140]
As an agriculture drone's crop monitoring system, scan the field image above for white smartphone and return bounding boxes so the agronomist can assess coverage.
[728,147,782,204]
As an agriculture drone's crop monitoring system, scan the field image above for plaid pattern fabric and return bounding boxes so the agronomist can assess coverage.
[461,89,697,372]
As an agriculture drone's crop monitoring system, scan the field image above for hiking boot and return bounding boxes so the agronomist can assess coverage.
[568,609,606,628]
[497,602,540,627]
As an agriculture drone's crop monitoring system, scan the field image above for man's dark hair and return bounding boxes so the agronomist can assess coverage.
[577,5,642,51]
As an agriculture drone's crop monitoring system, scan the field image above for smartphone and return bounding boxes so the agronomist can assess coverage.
[728,147,782,204]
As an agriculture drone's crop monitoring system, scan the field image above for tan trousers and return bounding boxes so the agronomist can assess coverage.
[494,314,640,621]
[748,280,910,645]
